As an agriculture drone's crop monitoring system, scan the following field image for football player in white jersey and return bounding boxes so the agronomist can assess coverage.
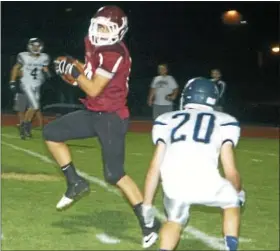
[9,38,51,139]
[142,77,246,251]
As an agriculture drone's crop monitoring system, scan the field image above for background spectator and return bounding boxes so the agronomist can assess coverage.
[147,64,179,120]
[210,68,226,112]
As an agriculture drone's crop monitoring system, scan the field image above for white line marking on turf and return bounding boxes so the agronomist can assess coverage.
[1,140,253,250]
[76,170,120,196]
[2,133,278,158]
[1,133,19,139]
[2,141,54,164]
[237,149,278,157]
[251,159,263,163]
[131,153,143,156]
[238,237,252,243]
[76,150,84,153]
[96,233,121,244]
[1,233,4,240]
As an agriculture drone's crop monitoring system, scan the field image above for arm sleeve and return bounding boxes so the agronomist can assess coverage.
[169,76,178,89]
[95,51,123,79]
[218,80,226,98]
[220,117,240,148]
[151,77,157,88]
[16,53,24,65]
[43,54,50,67]
[152,114,170,145]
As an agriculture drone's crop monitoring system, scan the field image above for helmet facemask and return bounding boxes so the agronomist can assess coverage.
[88,16,128,46]
[28,40,43,55]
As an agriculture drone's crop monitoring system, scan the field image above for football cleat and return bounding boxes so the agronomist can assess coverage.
[24,121,32,138]
[142,218,161,248]
[56,178,90,210]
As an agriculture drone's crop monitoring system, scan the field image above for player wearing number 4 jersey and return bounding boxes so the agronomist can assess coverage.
[142,77,246,251]
[9,38,51,139]
[43,5,160,248]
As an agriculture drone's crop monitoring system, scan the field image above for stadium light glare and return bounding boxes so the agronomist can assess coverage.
[271,46,280,54]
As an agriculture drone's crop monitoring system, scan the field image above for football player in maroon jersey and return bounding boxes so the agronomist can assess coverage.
[43,5,159,248]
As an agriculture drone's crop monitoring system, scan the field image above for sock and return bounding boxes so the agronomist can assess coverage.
[19,121,25,130]
[61,162,80,184]
[159,249,170,251]
[133,202,145,227]
[225,236,238,251]
[24,121,32,133]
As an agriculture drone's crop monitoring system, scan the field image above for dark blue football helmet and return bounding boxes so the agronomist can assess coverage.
[179,77,219,109]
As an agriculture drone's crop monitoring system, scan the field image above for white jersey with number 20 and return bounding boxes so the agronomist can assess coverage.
[152,103,240,201]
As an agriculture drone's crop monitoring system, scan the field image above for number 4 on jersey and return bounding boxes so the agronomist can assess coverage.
[30,68,38,80]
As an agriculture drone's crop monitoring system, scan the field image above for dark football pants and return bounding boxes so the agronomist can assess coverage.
[43,109,129,184]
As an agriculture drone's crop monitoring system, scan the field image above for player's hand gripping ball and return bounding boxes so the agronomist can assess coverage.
[54,56,84,86]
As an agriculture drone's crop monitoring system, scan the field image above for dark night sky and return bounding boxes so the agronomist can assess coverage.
[2,2,278,47]
[2,2,278,51]
[1,1,279,110]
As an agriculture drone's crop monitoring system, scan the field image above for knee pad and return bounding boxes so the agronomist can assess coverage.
[164,195,190,226]
[42,122,62,142]
[103,165,126,185]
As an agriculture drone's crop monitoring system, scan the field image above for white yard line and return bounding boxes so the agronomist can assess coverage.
[237,149,278,157]
[2,141,54,164]
[251,159,263,163]
[2,133,278,158]
[2,140,252,249]
[96,233,121,244]
[1,134,19,139]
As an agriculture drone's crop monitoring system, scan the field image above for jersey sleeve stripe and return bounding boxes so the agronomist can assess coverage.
[222,139,235,147]
[95,67,113,79]
[111,56,123,73]
[98,53,104,66]
[155,138,165,144]
[220,122,240,127]
[153,121,167,125]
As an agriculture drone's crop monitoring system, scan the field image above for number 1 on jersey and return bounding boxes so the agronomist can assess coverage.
[171,112,216,144]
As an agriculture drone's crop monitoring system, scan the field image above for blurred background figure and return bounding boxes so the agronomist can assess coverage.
[147,64,179,120]
[210,68,226,112]
[9,38,51,139]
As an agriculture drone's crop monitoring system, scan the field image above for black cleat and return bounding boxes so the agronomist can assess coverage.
[56,178,90,210]
[142,218,161,248]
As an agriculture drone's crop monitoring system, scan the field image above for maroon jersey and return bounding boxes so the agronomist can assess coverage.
[80,36,131,119]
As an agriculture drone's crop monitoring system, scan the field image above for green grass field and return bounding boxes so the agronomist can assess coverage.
[1,126,279,250]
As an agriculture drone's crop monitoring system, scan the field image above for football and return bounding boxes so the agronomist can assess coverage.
[56,56,85,86]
